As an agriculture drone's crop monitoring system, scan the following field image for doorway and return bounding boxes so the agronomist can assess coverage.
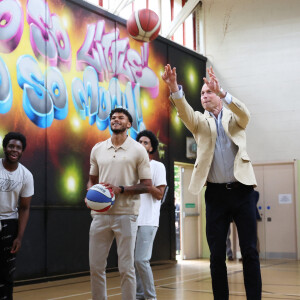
[174,162,202,260]
[233,161,298,259]
[253,161,298,259]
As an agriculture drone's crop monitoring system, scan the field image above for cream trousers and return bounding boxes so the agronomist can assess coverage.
[89,214,138,300]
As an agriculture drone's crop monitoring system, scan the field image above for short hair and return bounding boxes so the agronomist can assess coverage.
[3,132,27,151]
[109,108,133,125]
[136,130,158,154]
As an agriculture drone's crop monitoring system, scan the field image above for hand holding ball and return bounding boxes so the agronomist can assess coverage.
[85,183,115,212]
[127,9,161,42]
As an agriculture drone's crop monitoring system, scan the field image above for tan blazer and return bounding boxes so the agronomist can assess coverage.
[170,95,257,195]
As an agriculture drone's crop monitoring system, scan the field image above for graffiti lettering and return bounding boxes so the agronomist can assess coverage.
[0,56,12,113]
[72,67,99,125]
[77,21,159,98]
[16,55,68,128]
[27,0,72,71]
[0,0,24,53]
[0,4,155,134]
[72,66,145,139]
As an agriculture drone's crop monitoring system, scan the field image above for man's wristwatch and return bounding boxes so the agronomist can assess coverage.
[119,186,125,194]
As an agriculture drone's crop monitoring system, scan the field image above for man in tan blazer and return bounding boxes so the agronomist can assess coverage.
[162,64,262,300]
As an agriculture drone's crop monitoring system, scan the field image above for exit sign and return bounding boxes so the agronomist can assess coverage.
[185,203,195,208]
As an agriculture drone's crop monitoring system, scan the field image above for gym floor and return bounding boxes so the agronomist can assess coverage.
[14,259,300,299]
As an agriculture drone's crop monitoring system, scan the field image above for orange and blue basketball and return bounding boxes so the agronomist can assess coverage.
[85,183,115,212]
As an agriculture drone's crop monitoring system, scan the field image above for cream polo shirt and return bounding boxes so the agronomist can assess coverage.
[89,136,151,215]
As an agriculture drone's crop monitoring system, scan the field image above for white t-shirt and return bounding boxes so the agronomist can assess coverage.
[137,160,167,227]
[0,159,34,220]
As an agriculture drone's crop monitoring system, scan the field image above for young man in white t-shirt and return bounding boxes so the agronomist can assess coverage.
[135,130,167,300]
[0,132,34,300]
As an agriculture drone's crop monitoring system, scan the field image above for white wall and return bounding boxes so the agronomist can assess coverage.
[201,0,300,162]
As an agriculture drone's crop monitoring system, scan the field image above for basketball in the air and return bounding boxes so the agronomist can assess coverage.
[85,183,115,212]
[126,9,161,42]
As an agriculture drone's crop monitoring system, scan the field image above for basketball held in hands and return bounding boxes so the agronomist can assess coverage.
[85,183,115,212]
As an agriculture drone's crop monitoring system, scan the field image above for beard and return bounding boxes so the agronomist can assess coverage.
[111,127,127,134]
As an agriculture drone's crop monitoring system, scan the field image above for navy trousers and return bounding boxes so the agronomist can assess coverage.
[0,219,18,300]
[205,182,262,300]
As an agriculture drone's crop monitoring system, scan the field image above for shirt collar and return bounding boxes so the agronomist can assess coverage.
[106,136,130,150]
[208,107,224,121]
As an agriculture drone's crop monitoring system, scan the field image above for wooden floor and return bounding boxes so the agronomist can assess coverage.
[14,259,300,300]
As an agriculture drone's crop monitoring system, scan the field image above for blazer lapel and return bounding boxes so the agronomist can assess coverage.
[222,108,233,137]
[205,110,217,145]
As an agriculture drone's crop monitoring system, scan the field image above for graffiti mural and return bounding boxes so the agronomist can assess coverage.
[0,0,170,204]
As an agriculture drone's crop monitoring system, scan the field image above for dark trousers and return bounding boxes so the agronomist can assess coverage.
[205,183,262,300]
[0,219,18,300]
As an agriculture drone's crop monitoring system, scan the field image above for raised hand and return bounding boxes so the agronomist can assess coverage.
[162,64,179,93]
[203,66,222,95]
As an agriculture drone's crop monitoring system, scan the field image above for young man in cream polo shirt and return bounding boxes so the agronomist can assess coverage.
[87,107,152,300]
